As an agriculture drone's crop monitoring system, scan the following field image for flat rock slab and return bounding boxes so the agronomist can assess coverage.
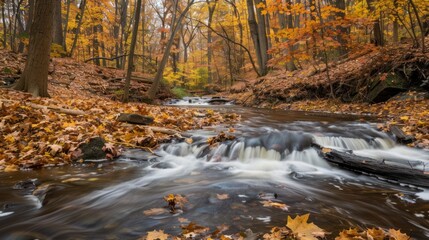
[117,113,154,125]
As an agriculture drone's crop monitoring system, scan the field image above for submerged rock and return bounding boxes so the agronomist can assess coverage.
[12,179,40,190]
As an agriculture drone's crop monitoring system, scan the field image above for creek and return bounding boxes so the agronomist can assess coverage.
[1,100,428,239]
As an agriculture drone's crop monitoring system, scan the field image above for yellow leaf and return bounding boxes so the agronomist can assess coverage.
[388,229,411,240]
[400,116,409,121]
[260,200,289,211]
[61,177,84,183]
[143,208,168,216]
[4,165,19,172]
[287,214,326,240]
[145,230,169,240]
[217,193,229,200]
[335,228,365,240]
[366,228,385,240]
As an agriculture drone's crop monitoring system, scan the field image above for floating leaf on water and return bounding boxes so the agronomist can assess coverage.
[61,177,84,183]
[286,214,326,240]
[144,230,169,240]
[260,200,288,211]
[366,228,385,239]
[143,208,168,216]
[335,228,365,240]
[178,217,189,223]
[217,193,229,200]
[388,229,411,240]
[182,222,210,238]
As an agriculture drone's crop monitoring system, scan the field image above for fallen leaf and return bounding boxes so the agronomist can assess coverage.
[145,230,169,240]
[366,228,385,240]
[4,165,18,172]
[61,177,84,183]
[260,200,289,211]
[335,228,365,240]
[178,217,189,223]
[286,214,326,240]
[217,193,229,200]
[388,229,411,240]
[143,208,169,216]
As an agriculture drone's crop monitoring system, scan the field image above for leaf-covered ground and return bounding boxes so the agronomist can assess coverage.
[0,88,238,172]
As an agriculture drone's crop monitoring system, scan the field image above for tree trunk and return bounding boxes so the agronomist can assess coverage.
[141,0,146,72]
[148,0,195,99]
[63,0,72,51]
[246,0,265,76]
[69,0,86,57]
[14,0,54,97]
[206,0,217,84]
[254,0,269,74]
[366,0,384,46]
[123,0,142,103]
[52,0,63,46]
[1,1,7,48]
[335,0,348,56]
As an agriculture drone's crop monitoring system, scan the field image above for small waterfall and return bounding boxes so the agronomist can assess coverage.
[312,136,394,150]
[239,146,282,162]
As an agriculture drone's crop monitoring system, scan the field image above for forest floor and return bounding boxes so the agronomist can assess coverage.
[0,50,239,172]
[229,42,429,149]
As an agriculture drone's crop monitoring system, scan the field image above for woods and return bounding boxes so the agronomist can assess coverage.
[0,0,426,97]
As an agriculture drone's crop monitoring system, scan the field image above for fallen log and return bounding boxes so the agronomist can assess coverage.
[207,98,231,104]
[321,148,429,187]
[0,99,87,116]
[389,125,415,144]
[107,77,153,84]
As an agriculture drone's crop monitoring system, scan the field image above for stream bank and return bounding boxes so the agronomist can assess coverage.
[228,43,429,149]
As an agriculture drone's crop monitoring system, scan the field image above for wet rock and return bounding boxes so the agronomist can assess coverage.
[152,162,175,169]
[257,192,278,200]
[12,179,40,190]
[120,149,157,161]
[116,113,154,125]
[32,183,64,206]
[72,137,106,161]
[4,232,49,240]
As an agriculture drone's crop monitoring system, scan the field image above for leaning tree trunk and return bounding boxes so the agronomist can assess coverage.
[148,0,195,100]
[69,0,86,57]
[123,0,142,103]
[14,0,54,97]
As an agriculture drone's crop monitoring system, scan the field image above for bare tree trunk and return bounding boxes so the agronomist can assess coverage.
[336,0,348,56]
[52,0,63,46]
[367,0,384,46]
[63,0,72,51]
[141,0,146,72]
[206,0,217,84]
[69,0,86,57]
[14,0,54,97]
[246,0,265,76]
[254,0,269,73]
[1,1,7,48]
[123,0,142,102]
[409,0,425,52]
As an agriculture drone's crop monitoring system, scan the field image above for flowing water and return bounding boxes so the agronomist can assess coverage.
[1,101,429,239]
